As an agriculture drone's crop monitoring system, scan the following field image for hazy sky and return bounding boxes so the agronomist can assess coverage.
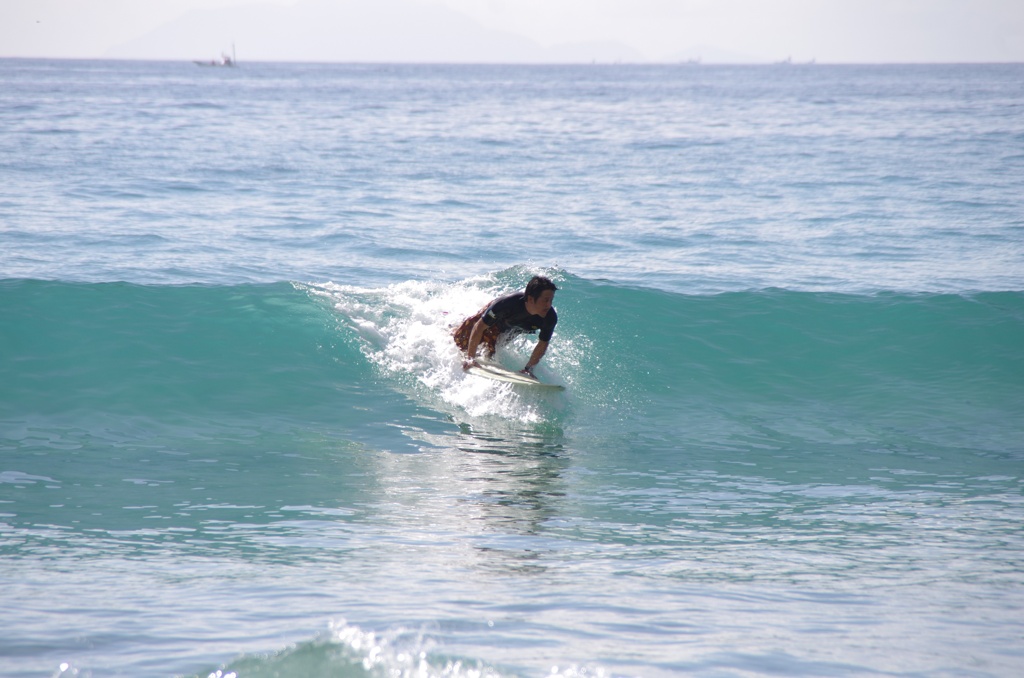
[2,0,1022,63]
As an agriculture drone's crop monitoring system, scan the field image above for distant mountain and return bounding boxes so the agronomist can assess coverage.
[104,0,646,64]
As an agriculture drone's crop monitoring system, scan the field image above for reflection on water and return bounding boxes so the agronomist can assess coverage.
[373,416,570,577]
[453,421,568,576]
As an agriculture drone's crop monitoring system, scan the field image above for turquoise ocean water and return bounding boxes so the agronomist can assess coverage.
[2,60,1023,677]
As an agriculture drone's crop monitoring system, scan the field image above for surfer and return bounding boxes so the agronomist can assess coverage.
[453,276,558,376]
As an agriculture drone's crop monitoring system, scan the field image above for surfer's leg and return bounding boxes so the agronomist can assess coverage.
[480,327,500,357]
[453,310,485,352]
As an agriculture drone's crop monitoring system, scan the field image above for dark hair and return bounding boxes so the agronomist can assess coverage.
[525,275,558,300]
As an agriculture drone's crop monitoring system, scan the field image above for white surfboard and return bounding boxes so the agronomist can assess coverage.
[466,358,565,390]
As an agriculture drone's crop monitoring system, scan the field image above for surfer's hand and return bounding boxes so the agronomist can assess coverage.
[462,358,478,371]
[520,366,535,377]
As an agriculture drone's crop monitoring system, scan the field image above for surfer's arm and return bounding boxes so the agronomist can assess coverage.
[462,318,487,369]
[523,340,549,374]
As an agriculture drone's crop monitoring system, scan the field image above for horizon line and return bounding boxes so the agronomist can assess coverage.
[3,55,1023,67]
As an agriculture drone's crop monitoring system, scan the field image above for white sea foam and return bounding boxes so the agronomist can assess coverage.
[313,276,567,423]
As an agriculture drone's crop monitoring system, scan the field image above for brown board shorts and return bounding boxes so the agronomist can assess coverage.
[452,305,502,357]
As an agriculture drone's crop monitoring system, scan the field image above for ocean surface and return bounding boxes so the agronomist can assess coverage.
[2,59,1023,678]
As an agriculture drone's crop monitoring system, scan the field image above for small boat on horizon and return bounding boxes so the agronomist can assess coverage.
[194,44,236,67]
